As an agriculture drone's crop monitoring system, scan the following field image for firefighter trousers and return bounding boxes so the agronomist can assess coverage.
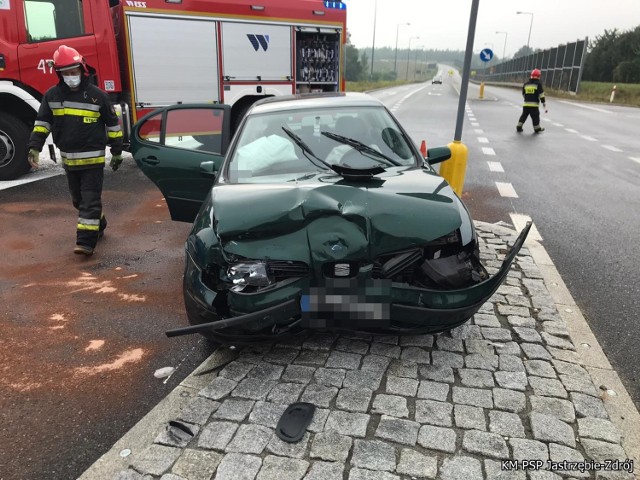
[66,168,107,248]
[517,106,542,130]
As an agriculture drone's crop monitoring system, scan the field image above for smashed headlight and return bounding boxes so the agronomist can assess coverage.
[228,262,272,287]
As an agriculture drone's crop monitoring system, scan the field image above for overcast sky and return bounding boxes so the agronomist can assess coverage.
[345,0,640,58]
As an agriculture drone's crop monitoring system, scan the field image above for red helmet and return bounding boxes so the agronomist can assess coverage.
[52,45,88,73]
[530,68,541,79]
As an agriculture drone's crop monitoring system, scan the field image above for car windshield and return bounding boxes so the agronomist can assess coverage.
[226,106,417,183]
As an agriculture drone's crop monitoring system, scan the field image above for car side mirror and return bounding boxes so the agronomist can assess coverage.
[426,146,451,166]
[199,161,217,178]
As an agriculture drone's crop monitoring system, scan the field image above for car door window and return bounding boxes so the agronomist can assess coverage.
[138,112,162,143]
[165,108,225,154]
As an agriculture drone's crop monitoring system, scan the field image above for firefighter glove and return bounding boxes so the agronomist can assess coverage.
[544,105,548,113]
[28,149,40,168]
[110,154,123,171]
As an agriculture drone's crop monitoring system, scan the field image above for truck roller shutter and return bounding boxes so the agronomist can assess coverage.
[127,14,220,106]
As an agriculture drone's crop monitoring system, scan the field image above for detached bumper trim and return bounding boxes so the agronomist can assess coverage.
[166,299,299,337]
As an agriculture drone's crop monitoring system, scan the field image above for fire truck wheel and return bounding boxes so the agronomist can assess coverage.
[0,112,31,181]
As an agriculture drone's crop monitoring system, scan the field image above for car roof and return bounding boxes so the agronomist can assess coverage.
[249,92,385,115]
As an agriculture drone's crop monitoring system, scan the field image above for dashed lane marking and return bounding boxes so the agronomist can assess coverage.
[482,147,496,156]
[602,145,623,152]
[471,122,480,127]
[474,129,484,134]
[557,100,614,114]
[487,161,504,172]
[630,157,640,165]
[496,182,519,198]
[565,128,579,133]
[553,122,564,127]
[478,137,489,144]
[580,135,598,142]
[509,213,543,241]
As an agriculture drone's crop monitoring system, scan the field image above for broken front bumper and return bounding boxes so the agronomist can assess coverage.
[167,223,531,338]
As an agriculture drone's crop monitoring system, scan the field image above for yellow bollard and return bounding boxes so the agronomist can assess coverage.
[479,82,485,99]
[439,140,468,196]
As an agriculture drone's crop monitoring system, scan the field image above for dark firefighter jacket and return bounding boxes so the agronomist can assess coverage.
[28,77,123,170]
[522,78,546,108]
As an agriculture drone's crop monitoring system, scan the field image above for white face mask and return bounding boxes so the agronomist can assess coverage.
[63,75,81,88]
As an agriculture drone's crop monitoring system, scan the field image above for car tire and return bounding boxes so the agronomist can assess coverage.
[0,112,32,181]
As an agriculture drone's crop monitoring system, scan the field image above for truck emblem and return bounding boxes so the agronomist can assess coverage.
[247,34,270,52]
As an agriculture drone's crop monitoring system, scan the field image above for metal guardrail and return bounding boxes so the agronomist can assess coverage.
[474,38,588,93]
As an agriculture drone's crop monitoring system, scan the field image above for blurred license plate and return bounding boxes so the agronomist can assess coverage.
[300,278,392,328]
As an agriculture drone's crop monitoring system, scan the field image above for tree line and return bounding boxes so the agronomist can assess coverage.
[347,25,640,84]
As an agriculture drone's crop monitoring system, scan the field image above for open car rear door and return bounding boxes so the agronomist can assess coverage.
[131,104,231,222]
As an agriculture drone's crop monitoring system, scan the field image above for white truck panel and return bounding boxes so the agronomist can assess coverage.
[222,22,292,81]
[127,15,220,106]
[222,83,294,106]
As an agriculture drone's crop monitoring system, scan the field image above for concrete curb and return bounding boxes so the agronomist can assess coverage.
[78,348,238,480]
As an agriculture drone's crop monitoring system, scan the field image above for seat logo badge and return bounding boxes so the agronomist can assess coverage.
[334,263,350,277]
[247,34,270,52]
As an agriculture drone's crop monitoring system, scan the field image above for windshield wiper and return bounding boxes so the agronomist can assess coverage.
[321,131,401,166]
[281,127,331,171]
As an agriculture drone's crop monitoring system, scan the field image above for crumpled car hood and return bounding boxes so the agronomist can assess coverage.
[211,168,466,263]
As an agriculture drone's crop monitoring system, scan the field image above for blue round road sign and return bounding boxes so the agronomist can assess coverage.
[480,48,494,62]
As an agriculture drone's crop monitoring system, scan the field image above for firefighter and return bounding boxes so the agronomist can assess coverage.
[516,68,548,133]
[27,45,123,256]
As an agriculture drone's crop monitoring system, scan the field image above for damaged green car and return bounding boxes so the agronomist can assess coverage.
[132,93,530,342]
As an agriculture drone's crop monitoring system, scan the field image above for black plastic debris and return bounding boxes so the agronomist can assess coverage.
[275,402,316,443]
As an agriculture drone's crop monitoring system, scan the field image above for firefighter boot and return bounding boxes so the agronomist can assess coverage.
[74,244,94,256]
[534,126,545,134]
[516,123,523,133]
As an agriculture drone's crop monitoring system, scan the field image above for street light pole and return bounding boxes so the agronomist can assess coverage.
[406,36,419,80]
[370,0,377,78]
[393,23,410,77]
[414,45,425,81]
[517,11,534,74]
[495,30,508,60]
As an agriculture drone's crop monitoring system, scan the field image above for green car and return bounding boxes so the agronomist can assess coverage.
[131,93,530,343]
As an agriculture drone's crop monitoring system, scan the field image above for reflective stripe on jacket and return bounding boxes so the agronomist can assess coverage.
[522,78,546,108]
[28,79,123,170]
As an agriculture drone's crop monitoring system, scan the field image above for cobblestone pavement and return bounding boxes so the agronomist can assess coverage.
[109,223,636,480]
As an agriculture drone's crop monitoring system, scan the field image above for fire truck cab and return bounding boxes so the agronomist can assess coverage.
[0,0,347,180]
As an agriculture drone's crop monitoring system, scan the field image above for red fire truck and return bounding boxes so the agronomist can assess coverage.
[0,0,347,180]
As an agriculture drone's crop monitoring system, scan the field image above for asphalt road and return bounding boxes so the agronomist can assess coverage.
[371,73,640,408]
[0,162,215,480]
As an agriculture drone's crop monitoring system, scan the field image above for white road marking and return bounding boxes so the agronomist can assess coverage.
[478,137,490,144]
[557,100,613,114]
[471,122,480,127]
[602,145,623,152]
[487,161,504,172]
[482,147,496,156]
[496,182,518,198]
[629,157,640,164]
[0,168,64,190]
[580,135,598,142]
[565,128,579,133]
[553,122,564,127]
[509,213,543,241]
[474,129,484,134]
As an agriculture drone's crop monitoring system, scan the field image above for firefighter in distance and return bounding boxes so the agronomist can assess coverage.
[517,68,548,133]
[28,45,123,256]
